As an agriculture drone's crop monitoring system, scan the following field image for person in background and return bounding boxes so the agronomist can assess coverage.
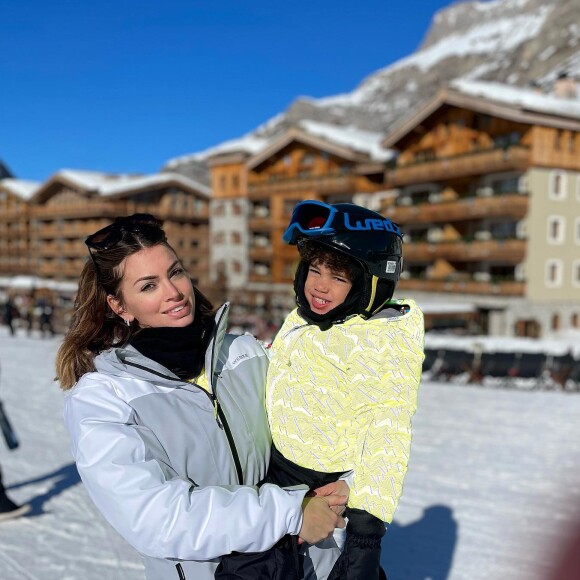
[0,465,30,521]
[55,214,346,580]
[220,201,424,580]
[2,296,17,336]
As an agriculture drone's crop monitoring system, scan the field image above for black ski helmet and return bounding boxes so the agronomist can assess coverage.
[283,200,404,320]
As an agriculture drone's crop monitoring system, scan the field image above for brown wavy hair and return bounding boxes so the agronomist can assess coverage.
[55,222,214,390]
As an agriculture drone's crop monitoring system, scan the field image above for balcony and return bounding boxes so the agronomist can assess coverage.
[248,174,357,196]
[248,217,272,230]
[249,247,273,260]
[31,202,122,219]
[386,145,531,186]
[398,278,525,296]
[385,193,528,225]
[403,239,526,264]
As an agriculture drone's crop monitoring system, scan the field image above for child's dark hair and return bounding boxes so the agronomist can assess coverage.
[298,240,361,281]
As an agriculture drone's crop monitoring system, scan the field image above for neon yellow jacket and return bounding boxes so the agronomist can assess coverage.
[266,298,424,522]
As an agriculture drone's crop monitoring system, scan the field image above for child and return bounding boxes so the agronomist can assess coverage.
[217,200,424,580]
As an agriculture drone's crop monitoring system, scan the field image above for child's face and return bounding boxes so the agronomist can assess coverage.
[304,260,353,315]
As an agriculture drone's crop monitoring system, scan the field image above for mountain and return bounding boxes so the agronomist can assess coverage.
[163,0,580,181]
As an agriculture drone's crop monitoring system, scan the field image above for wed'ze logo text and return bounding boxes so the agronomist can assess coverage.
[343,214,401,236]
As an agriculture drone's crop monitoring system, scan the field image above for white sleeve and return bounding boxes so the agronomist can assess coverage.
[64,379,306,561]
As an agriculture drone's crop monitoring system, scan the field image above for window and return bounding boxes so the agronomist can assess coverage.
[572,313,579,328]
[551,313,561,331]
[549,171,567,200]
[547,216,565,244]
[232,200,243,216]
[232,260,241,273]
[573,261,580,288]
[545,259,563,288]
[231,231,241,244]
[554,129,563,151]
[576,218,580,245]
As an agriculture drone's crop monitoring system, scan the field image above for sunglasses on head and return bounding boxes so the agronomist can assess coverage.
[85,213,166,251]
[85,214,166,280]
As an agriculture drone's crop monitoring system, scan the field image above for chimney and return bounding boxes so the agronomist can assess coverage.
[553,72,578,99]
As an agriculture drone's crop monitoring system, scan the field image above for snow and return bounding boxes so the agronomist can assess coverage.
[49,170,211,198]
[451,79,580,119]
[297,120,395,162]
[1,327,579,579]
[164,132,273,167]
[0,179,41,200]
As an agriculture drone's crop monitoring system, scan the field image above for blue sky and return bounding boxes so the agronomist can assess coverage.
[1,0,454,182]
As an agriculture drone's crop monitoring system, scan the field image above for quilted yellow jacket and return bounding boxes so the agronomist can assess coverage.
[266,298,424,522]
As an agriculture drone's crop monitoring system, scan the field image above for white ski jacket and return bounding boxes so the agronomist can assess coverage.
[64,304,329,580]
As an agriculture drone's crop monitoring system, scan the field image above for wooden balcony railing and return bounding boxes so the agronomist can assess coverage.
[31,202,123,219]
[248,217,272,230]
[398,278,525,296]
[384,193,528,225]
[248,174,357,196]
[386,145,531,186]
[403,239,526,264]
[248,247,273,260]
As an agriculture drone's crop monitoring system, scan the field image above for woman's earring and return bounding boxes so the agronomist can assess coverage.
[125,318,131,327]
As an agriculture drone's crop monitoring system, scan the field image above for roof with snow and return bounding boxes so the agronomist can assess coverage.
[0,178,41,200]
[246,122,393,170]
[31,169,211,203]
[383,79,580,148]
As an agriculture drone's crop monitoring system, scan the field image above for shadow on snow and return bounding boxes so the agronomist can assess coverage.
[7,462,81,517]
[381,505,458,580]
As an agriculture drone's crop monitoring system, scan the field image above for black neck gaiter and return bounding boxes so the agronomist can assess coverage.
[130,303,215,380]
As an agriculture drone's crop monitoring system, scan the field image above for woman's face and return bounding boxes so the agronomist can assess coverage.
[304,259,353,315]
[107,244,195,328]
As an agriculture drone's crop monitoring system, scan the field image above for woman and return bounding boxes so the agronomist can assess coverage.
[56,214,345,580]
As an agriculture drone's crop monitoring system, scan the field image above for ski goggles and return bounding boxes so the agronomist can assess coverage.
[85,213,166,252]
[283,200,401,244]
[283,200,342,244]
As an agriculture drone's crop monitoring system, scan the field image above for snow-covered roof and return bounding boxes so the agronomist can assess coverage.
[0,178,41,200]
[51,169,211,197]
[451,79,580,120]
[297,120,393,162]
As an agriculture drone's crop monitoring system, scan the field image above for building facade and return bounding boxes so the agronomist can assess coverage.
[207,122,391,325]
[381,79,580,337]
[0,170,212,330]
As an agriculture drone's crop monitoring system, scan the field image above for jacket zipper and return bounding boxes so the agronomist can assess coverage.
[175,563,186,579]
[210,305,244,485]
[123,307,245,486]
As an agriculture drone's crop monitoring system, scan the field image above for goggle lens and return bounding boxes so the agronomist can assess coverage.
[283,201,337,244]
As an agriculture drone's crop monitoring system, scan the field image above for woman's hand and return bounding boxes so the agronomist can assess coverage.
[313,480,350,515]
[298,494,347,545]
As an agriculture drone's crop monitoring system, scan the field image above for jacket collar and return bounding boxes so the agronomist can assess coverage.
[94,303,230,388]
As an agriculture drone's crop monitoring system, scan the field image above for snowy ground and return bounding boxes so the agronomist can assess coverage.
[0,327,579,579]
